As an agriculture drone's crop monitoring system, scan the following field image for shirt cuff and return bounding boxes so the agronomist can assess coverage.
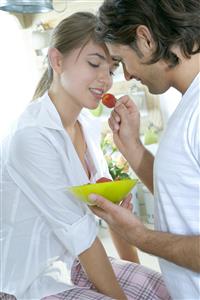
[53,213,98,257]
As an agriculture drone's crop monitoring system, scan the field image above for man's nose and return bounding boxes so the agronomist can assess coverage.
[122,64,134,81]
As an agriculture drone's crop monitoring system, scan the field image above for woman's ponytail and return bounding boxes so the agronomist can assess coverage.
[32,67,52,100]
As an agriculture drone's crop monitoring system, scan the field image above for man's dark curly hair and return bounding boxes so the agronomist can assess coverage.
[96,0,200,67]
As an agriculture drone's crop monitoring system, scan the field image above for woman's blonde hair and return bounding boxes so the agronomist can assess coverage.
[33,12,99,100]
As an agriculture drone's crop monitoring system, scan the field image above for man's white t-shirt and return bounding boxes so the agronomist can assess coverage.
[0,93,110,299]
[154,73,200,299]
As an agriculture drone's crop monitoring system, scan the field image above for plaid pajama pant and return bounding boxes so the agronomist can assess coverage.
[0,257,171,300]
[0,294,16,300]
[42,257,171,300]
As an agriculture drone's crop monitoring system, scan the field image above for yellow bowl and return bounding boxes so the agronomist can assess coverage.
[68,179,138,205]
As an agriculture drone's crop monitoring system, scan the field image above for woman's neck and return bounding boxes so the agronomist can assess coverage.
[48,84,81,131]
[48,83,89,177]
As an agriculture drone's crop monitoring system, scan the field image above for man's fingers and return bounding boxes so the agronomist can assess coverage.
[108,96,138,133]
[120,193,132,210]
[116,95,130,105]
[109,109,121,132]
[108,103,129,133]
[128,203,133,211]
[90,206,109,221]
[89,194,117,212]
[108,115,119,132]
[126,193,132,201]
[117,95,137,111]
[111,110,121,123]
[89,194,118,224]
[121,193,132,205]
[114,103,130,122]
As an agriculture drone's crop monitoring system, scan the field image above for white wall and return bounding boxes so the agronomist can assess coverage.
[0,11,39,140]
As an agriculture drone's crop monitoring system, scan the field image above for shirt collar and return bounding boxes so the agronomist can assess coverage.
[36,92,64,131]
[36,93,94,132]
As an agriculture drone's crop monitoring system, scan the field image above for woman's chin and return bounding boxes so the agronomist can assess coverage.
[88,101,101,110]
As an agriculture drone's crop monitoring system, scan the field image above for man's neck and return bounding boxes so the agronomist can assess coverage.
[171,53,200,94]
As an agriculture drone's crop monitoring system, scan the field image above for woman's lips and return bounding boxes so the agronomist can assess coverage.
[89,88,104,100]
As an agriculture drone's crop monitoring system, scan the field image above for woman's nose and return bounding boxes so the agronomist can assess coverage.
[98,69,112,86]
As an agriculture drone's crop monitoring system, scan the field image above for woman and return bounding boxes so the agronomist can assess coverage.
[0,12,170,300]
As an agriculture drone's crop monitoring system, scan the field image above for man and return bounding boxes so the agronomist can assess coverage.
[90,0,200,299]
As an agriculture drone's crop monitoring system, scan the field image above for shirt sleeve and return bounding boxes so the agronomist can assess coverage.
[7,127,98,257]
[187,107,200,163]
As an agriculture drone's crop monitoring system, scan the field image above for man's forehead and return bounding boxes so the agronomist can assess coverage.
[105,44,122,61]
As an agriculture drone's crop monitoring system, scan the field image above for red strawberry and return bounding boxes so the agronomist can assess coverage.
[96,177,112,183]
[102,93,117,108]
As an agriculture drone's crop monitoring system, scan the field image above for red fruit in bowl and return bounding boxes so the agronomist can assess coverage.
[102,93,117,108]
[96,177,112,183]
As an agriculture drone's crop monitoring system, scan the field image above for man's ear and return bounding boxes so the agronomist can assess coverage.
[136,25,155,56]
[48,48,63,74]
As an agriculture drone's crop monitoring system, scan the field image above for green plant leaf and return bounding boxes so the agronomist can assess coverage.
[90,103,103,117]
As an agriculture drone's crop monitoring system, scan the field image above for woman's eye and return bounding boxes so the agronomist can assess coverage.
[110,64,119,76]
[88,62,99,68]
[110,70,115,76]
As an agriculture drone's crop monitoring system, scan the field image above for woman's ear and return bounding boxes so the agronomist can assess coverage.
[48,48,63,74]
[135,25,155,56]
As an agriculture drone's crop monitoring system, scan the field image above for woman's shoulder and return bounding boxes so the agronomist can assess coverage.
[8,98,42,134]
[7,93,63,142]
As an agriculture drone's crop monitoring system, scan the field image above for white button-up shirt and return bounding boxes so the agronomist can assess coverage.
[1,93,110,299]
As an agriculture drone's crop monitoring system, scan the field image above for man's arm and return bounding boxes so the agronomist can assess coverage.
[135,227,200,273]
[123,141,154,194]
[109,97,154,193]
[90,197,200,273]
